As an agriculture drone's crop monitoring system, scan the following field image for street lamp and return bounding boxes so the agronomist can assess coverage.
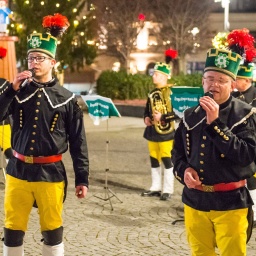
[215,0,230,32]
[189,27,200,53]
[190,27,200,39]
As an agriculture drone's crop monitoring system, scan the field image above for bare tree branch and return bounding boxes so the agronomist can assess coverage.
[95,0,148,70]
[151,0,215,57]
[94,0,215,73]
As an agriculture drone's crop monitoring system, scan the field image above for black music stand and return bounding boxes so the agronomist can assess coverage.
[81,95,123,210]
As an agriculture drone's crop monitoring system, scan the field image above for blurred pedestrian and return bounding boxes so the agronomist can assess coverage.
[172,29,256,255]
[0,14,89,256]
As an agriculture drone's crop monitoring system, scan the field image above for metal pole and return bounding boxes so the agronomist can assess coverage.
[215,0,230,31]
[93,118,122,210]
[221,0,230,32]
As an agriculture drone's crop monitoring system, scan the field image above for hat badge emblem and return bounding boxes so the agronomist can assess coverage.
[215,53,229,68]
[30,37,42,49]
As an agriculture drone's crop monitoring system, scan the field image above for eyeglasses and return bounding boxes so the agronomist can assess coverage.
[26,56,52,63]
[203,77,230,86]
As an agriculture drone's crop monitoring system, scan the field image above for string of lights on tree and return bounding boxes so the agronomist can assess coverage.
[5,1,98,71]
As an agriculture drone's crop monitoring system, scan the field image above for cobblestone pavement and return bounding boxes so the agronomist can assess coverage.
[0,114,255,255]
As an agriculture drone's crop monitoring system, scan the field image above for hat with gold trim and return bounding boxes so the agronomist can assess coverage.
[237,47,256,79]
[154,62,171,77]
[204,28,255,80]
[237,63,254,79]
[27,13,70,58]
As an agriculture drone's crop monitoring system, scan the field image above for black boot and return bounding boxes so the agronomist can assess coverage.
[141,190,161,197]
[160,193,171,200]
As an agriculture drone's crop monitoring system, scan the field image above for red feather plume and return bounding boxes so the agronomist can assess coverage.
[227,28,255,56]
[0,47,7,59]
[42,15,53,28]
[42,13,70,38]
[244,47,256,65]
[165,48,178,63]
[165,48,178,59]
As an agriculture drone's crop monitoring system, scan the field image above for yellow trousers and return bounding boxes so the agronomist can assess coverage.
[4,175,64,232]
[0,124,11,152]
[148,140,173,162]
[184,204,248,256]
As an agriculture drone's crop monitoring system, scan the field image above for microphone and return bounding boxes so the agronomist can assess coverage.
[19,69,35,88]
[194,91,213,113]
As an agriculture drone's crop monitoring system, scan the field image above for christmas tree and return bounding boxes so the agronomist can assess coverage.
[8,0,97,72]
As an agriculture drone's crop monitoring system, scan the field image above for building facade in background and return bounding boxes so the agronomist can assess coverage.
[93,0,256,76]
[65,0,256,93]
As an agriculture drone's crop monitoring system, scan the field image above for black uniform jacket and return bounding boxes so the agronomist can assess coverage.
[172,96,256,211]
[232,86,256,107]
[232,86,256,189]
[0,78,89,187]
[143,88,176,142]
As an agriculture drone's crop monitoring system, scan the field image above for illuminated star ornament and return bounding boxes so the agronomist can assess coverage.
[42,13,70,37]
[0,46,7,59]
[165,48,178,64]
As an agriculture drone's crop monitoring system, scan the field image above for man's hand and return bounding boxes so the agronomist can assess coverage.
[199,96,219,124]
[12,70,34,91]
[75,185,88,199]
[184,167,202,188]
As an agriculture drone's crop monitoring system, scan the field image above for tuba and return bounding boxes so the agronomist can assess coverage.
[149,86,175,134]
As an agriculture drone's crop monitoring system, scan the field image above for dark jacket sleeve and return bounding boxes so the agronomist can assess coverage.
[0,79,17,121]
[67,98,89,187]
[143,97,151,119]
[171,120,190,185]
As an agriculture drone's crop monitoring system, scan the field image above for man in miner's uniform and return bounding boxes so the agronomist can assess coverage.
[172,29,256,255]
[0,14,90,256]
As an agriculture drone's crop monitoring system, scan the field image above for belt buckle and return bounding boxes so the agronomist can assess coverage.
[202,184,214,192]
[24,156,33,164]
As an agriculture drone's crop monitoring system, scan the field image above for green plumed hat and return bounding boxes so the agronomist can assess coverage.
[237,47,256,79]
[27,33,57,58]
[27,13,70,58]
[204,48,242,80]
[204,28,256,80]
[154,62,171,76]
[237,63,254,79]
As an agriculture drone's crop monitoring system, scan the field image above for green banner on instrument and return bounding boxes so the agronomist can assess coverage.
[171,87,204,117]
[81,95,121,125]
